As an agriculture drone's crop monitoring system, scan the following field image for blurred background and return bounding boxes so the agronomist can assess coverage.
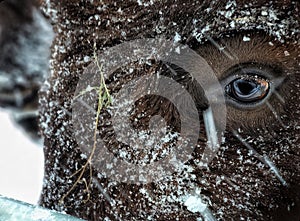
[0,110,44,204]
[0,0,53,205]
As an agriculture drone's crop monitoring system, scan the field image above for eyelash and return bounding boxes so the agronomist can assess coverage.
[221,63,281,109]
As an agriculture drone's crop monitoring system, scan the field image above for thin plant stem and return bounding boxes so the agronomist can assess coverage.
[60,43,112,204]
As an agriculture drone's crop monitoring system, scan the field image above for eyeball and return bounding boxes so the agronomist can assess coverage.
[225,76,270,103]
[221,63,280,109]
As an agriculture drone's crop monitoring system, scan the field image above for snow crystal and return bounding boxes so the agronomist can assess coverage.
[175,46,181,54]
[284,51,290,56]
[242,36,251,42]
[137,0,154,7]
[83,56,91,63]
[193,1,298,43]
[174,32,182,43]
[261,11,268,16]
[225,0,237,10]
[184,195,207,213]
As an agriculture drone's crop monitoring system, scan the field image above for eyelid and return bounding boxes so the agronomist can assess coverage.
[221,63,285,88]
[220,63,286,109]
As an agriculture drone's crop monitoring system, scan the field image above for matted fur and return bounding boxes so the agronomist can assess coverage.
[38,0,299,220]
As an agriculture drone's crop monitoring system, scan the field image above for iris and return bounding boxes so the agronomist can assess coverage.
[225,76,270,103]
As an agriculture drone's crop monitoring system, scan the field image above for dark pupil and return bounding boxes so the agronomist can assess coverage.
[234,79,258,95]
[226,77,269,103]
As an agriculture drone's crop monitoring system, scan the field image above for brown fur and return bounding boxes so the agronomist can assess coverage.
[38,0,300,220]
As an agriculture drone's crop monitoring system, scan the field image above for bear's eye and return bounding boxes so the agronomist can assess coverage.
[221,64,275,108]
[225,76,270,103]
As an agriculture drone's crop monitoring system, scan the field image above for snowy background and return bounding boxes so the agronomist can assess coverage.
[0,110,44,205]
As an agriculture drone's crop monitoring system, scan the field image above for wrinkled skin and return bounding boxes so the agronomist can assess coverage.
[0,0,299,220]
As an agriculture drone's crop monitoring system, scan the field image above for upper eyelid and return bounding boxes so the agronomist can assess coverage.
[220,62,285,81]
[220,62,287,99]
[196,32,294,79]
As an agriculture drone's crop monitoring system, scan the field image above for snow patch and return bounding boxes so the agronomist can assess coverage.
[184,195,207,213]
[242,36,251,42]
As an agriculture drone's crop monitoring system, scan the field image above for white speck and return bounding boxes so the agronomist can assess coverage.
[84,56,90,62]
[261,11,268,16]
[230,21,235,28]
[106,164,113,169]
[137,0,153,6]
[243,36,251,42]
[184,195,207,213]
[140,188,147,194]
[225,0,237,10]
[284,51,290,56]
[80,153,87,159]
[174,32,181,43]
[268,10,278,20]
[268,42,274,46]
